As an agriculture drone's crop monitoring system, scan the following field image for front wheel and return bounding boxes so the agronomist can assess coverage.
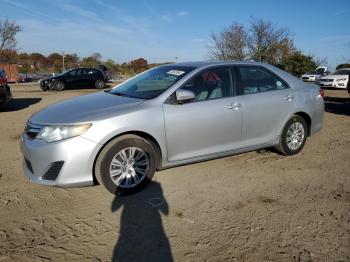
[276,115,307,155]
[54,81,65,91]
[95,135,157,195]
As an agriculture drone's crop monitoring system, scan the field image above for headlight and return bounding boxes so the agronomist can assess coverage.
[37,123,92,142]
[335,78,347,82]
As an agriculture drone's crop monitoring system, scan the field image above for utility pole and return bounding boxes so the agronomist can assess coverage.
[62,51,65,71]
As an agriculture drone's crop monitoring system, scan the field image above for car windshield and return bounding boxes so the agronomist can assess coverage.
[110,65,195,99]
[56,69,71,76]
[332,70,350,75]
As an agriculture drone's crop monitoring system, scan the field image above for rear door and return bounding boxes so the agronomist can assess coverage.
[163,67,243,162]
[235,66,295,146]
[83,68,96,87]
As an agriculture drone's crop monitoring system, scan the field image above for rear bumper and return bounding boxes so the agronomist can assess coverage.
[20,133,102,187]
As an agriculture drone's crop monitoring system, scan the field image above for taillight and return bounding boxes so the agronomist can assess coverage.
[319,89,324,98]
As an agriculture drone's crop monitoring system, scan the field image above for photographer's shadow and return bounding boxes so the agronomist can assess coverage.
[111,181,173,262]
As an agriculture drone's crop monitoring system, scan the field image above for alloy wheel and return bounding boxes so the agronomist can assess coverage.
[286,122,305,150]
[109,147,150,188]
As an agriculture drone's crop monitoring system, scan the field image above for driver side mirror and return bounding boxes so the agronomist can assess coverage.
[176,89,195,104]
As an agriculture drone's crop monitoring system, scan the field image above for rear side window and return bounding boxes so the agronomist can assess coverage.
[182,68,233,101]
[84,69,96,75]
[237,66,289,95]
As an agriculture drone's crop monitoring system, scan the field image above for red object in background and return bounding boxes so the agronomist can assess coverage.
[0,63,19,82]
[319,88,324,98]
[0,70,8,86]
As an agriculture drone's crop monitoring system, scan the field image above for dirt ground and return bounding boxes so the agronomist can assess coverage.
[0,83,349,262]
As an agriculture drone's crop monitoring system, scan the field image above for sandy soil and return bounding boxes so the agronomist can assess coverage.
[0,83,349,262]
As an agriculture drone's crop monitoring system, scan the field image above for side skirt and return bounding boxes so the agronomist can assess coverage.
[159,140,279,170]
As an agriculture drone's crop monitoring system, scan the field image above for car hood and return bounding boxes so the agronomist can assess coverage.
[30,91,145,125]
[321,74,349,80]
[43,76,60,81]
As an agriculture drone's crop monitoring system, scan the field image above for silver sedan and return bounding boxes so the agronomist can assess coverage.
[20,61,324,194]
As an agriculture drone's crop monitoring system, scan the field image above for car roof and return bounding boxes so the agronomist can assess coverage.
[169,60,272,68]
[68,67,102,71]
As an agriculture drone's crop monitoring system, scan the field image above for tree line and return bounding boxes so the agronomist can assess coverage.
[209,18,329,76]
[0,49,168,76]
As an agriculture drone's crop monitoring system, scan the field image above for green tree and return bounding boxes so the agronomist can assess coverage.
[281,51,317,77]
[104,59,120,75]
[64,53,79,69]
[80,52,102,67]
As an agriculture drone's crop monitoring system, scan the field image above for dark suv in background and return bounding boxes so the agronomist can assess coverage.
[0,69,12,107]
[40,67,107,91]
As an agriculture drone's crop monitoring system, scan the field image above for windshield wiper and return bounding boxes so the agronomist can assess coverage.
[106,90,146,100]
[107,91,129,97]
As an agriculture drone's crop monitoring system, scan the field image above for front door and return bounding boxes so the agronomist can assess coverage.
[65,69,84,88]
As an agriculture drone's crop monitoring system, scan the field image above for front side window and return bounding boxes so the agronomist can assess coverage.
[69,69,79,77]
[237,67,289,95]
[182,68,233,101]
[110,65,195,99]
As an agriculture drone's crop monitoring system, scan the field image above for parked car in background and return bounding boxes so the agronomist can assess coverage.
[40,67,107,91]
[300,66,328,83]
[0,69,13,107]
[20,61,324,195]
[17,73,42,83]
[318,68,350,89]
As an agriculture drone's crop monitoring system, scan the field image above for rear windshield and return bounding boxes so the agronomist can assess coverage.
[0,70,5,77]
[110,65,195,99]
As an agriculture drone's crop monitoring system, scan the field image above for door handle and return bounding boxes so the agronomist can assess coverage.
[228,102,241,110]
[283,95,295,101]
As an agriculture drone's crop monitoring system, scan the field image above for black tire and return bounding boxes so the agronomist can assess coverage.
[95,79,105,89]
[54,81,65,91]
[276,115,307,156]
[95,135,157,195]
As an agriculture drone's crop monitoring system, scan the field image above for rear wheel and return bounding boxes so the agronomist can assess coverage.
[54,81,65,91]
[95,135,156,195]
[95,79,105,89]
[276,115,307,155]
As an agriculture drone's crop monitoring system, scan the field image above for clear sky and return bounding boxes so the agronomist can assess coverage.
[1,0,350,69]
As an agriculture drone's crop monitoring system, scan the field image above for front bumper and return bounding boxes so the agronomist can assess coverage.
[20,133,102,187]
[319,81,348,89]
